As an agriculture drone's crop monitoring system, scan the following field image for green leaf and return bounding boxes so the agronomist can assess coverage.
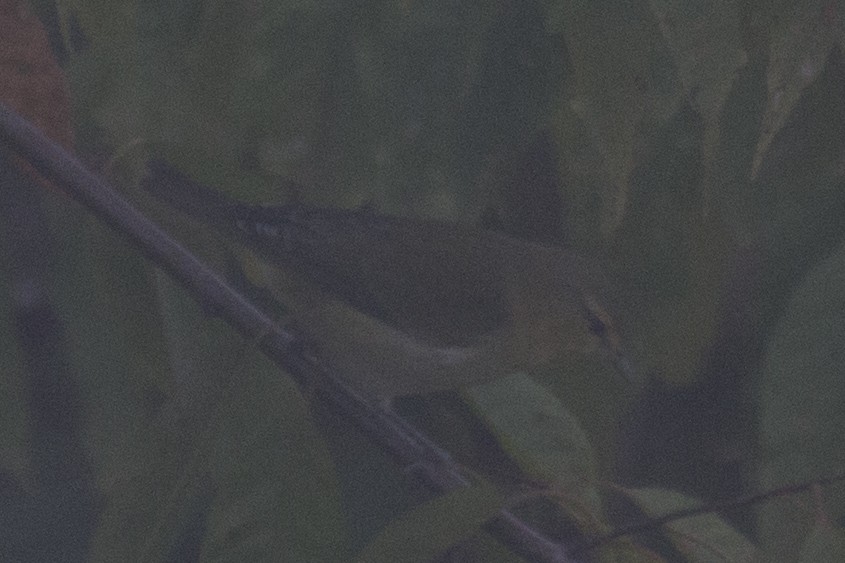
[353,479,505,563]
[649,0,747,204]
[40,196,171,489]
[622,488,758,562]
[89,294,346,561]
[799,523,845,563]
[649,0,746,126]
[752,0,843,178]
[463,374,602,521]
[548,0,682,235]
[198,350,347,562]
[0,241,31,486]
[757,240,845,561]
[63,0,138,50]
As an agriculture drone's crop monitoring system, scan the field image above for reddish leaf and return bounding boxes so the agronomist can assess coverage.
[0,0,73,184]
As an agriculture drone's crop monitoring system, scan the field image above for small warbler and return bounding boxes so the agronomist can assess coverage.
[143,160,631,399]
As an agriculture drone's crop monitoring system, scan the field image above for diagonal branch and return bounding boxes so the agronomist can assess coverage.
[0,101,579,563]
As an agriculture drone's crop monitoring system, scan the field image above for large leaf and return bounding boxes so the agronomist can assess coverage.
[548,0,682,235]
[649,0,747,206]
[622,487,758,562]
[757,240,845,561]
[353,479,505,563]
[799,523,845,563]
[464,374,603,525]
[89,280,346,562]
[752,0,844,178]
[0,251,30,486]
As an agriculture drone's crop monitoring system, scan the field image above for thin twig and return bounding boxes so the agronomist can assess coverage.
[573,472,845,554]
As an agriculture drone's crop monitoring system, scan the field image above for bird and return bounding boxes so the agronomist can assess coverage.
[142,160,632,400]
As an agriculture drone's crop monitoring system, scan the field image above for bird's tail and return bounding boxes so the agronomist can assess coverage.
[141,159,249,230]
